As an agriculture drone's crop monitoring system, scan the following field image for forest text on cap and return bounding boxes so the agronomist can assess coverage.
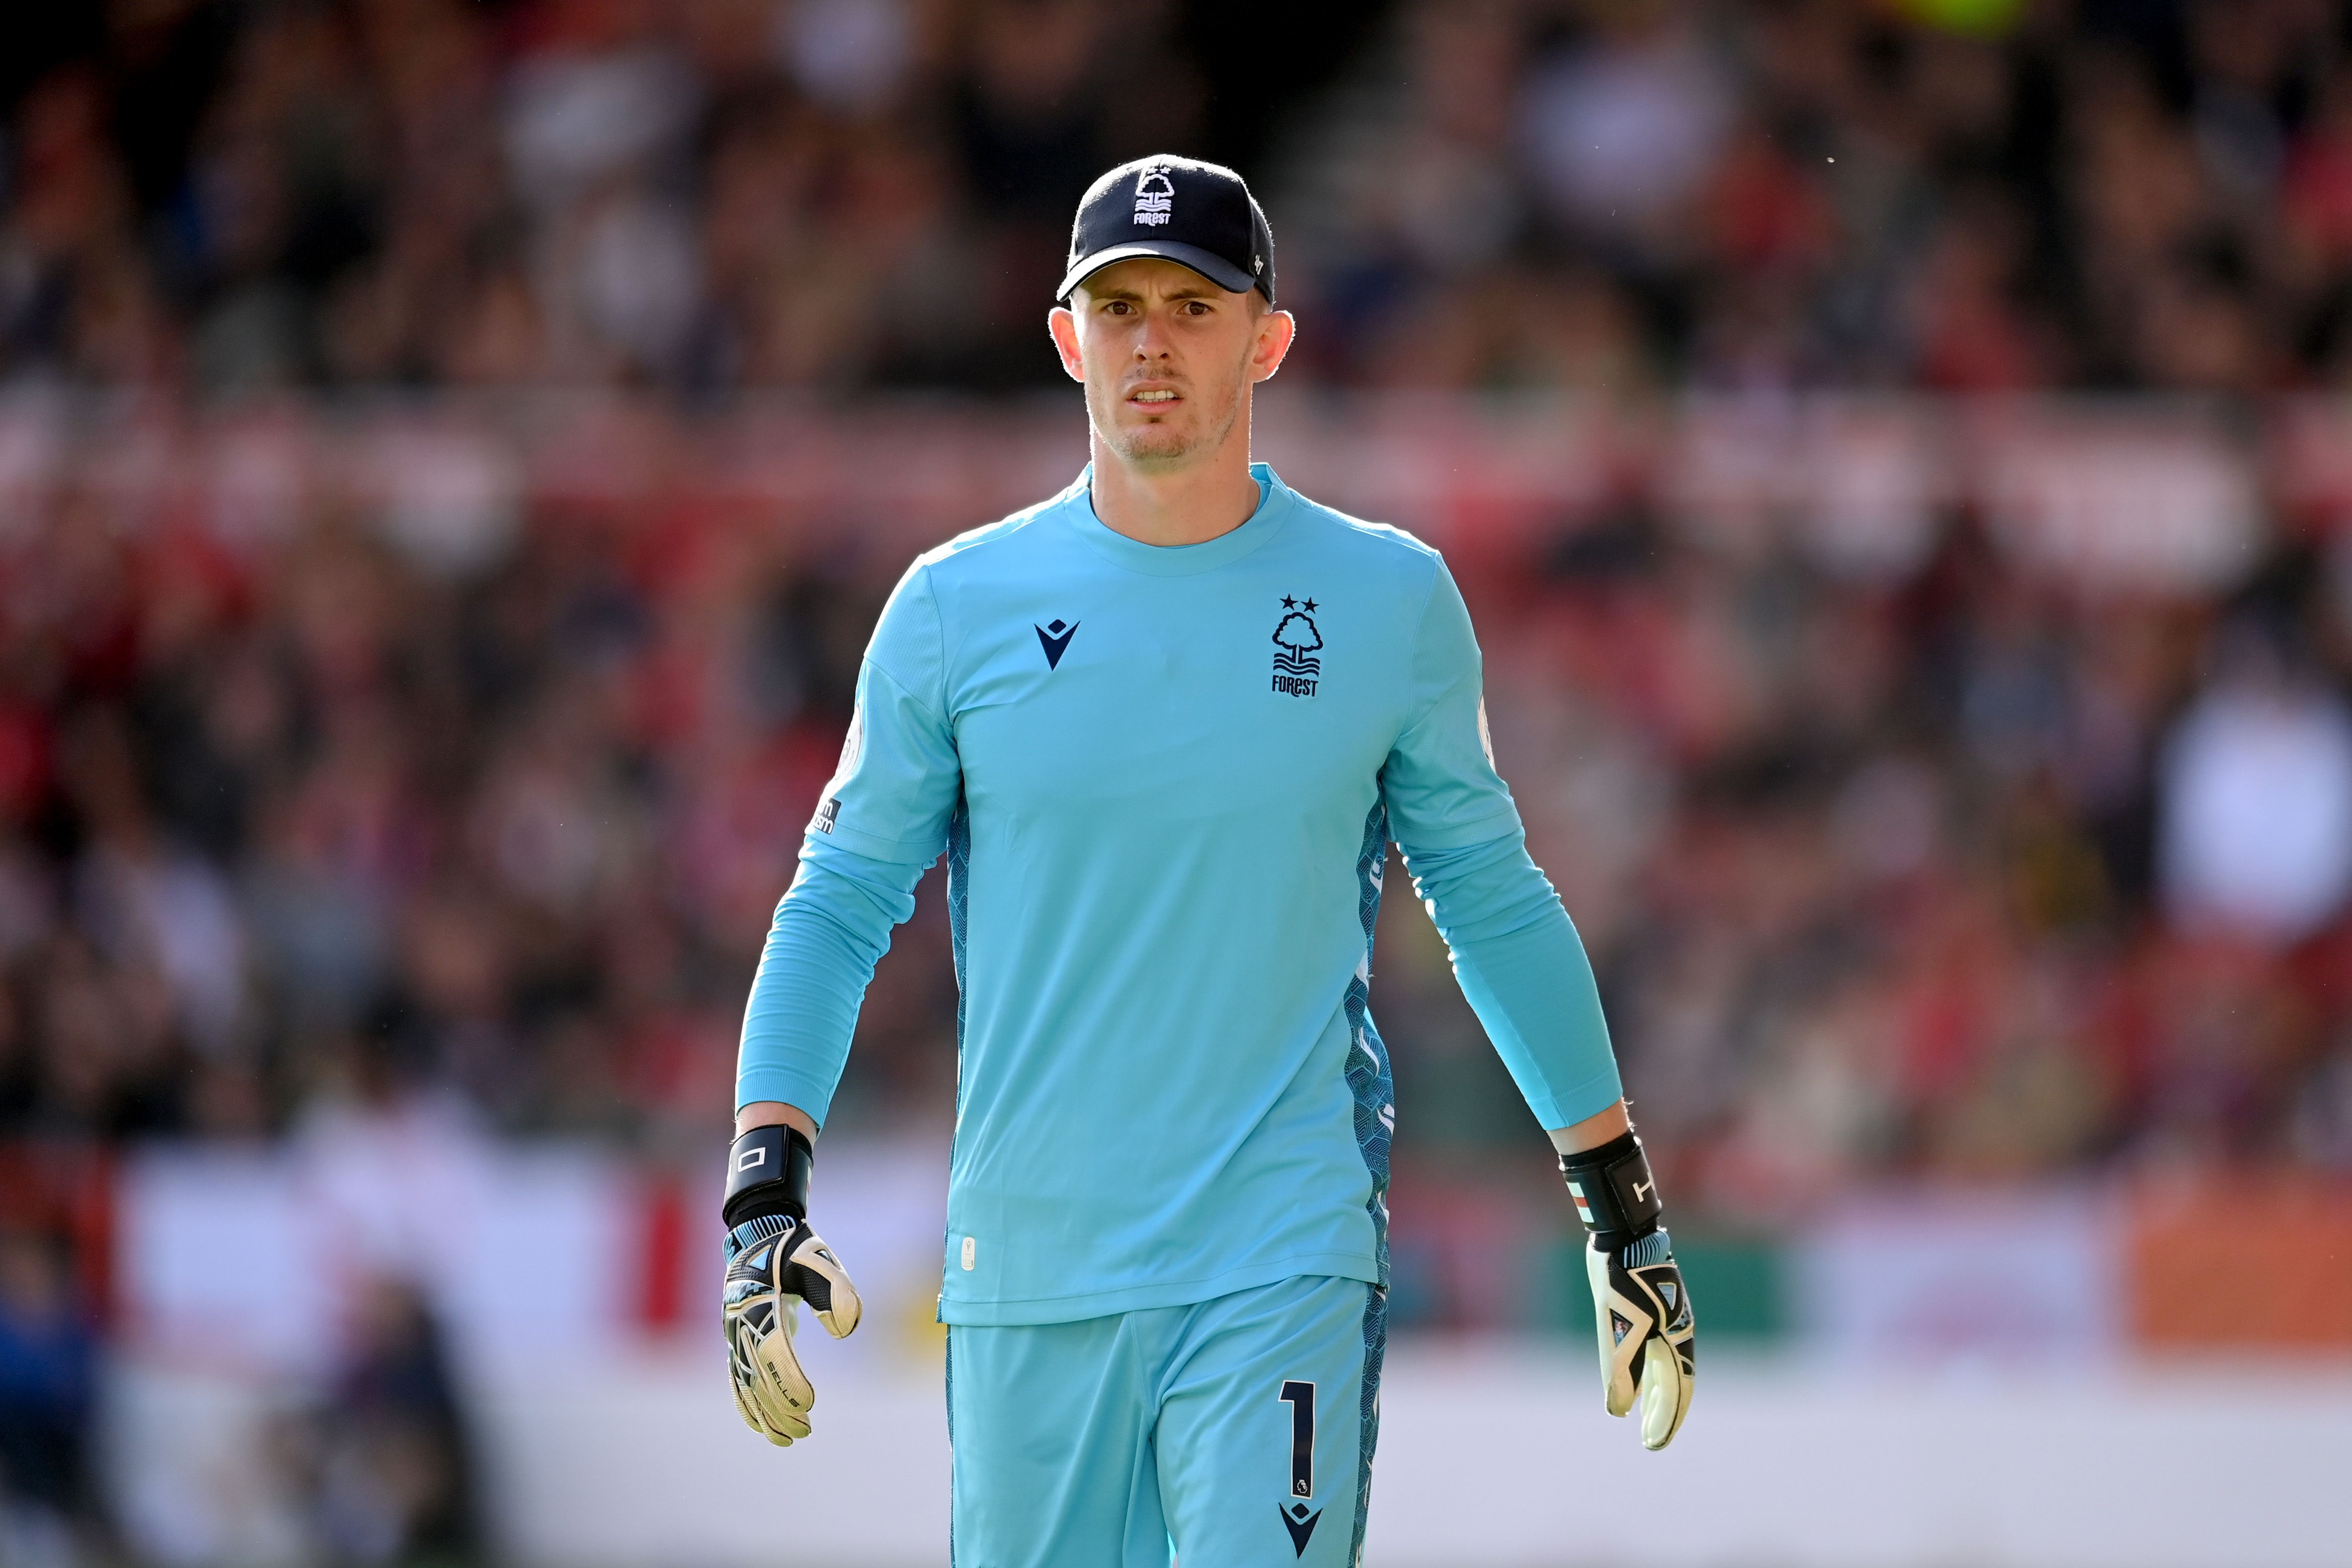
[1057,155,1276,307]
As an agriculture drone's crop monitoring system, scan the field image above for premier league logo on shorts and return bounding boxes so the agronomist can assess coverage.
[1271,596,1322,698]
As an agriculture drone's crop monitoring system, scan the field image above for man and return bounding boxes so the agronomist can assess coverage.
[720,156,1695,1566]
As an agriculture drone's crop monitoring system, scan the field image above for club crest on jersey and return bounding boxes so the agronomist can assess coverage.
[1133,165,1175,226]
[1271,596,1322,697]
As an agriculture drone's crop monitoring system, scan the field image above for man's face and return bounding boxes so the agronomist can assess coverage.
[1049,258,1293,469]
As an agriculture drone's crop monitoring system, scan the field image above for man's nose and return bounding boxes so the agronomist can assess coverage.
[1132,310,1176,358]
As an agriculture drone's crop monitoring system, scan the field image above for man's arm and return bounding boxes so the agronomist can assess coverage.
[1550,1099,1631,1154]
[734,826,949,1125]
[1389,824,1624,1128]
[723,561,961,1447]
[733,560,960,1125]
[1381,555,1693,1449]
[738,1102,818,1138]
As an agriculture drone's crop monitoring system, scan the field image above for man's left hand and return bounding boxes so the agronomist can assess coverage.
[1559,1128,1696,1450]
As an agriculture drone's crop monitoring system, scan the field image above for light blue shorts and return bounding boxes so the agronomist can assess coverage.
[945,1273,1387,1567]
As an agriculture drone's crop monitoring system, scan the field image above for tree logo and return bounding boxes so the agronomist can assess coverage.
[1133,166,1175,227]
[1270,595,1323,697]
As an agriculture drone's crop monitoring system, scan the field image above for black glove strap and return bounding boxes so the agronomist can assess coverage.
[1558,1129,1663,1249]
[724,1124,814,1229]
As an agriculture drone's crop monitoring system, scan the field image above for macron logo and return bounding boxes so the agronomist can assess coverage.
[1133,167,1174,227]
[1035,618,1079,669]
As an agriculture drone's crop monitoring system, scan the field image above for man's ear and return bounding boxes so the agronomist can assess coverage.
[1249,309,1297,385]
[1047,306,1085,384]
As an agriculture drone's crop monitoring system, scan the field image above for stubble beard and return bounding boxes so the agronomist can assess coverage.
[1092,352,1250,471]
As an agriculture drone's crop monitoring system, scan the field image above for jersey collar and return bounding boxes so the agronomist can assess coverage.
[1061,461,1293,577]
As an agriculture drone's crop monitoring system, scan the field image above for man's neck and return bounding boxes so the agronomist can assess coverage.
[1087,432,1263,548]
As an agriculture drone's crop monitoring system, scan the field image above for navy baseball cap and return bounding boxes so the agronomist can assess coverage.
[1056,155,1276,307]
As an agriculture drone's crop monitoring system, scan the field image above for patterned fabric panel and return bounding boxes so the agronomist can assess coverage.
[1348,1282,1389,1566]
[1342,799,1395,1284]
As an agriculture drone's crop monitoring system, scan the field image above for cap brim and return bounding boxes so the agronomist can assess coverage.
[1056,241,1259,303]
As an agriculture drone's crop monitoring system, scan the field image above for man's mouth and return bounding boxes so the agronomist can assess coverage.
[1127,388,1180,405]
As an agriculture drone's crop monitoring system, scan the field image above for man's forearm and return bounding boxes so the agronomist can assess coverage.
[1548,1098,1630,1155]
[1401,831,1624,1128]
[738,1101,820,1139]
[737,841,930,1124]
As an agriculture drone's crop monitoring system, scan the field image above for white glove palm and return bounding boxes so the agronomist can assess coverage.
[1587,1229,1695,1450]
[723,1215,863,1445]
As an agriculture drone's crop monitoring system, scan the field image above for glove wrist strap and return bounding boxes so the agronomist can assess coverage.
[1558,1129,1663,1249]
[724,1124,814,1229]
[728,1213,796,1249]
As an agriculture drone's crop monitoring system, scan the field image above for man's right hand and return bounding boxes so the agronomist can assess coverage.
[723,1211,862,1444]
[721,1121,863,1445]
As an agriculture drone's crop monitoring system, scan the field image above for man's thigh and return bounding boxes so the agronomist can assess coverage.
[946,1311,1172,1568]
[1157,1275,1388,1568]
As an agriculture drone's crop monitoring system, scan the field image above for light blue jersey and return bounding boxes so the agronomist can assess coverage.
[736,465,1621,1326]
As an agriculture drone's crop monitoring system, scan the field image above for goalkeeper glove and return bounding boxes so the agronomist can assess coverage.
[1559,1129,1695,1450]
[722,1123,863,1445]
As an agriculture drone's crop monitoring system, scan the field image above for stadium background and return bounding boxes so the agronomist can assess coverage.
[3,0,2351,1563]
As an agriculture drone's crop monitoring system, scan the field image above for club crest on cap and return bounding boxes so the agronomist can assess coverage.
[1133,165,1174,227]
[1058,154,1275,306]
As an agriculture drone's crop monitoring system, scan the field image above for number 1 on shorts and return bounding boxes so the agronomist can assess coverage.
[1279,1379,1316,1499]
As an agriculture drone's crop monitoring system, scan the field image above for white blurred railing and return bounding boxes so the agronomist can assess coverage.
[108,1342,2352,1568]
[9,389,2352,594]
[105,1133,2352,1565]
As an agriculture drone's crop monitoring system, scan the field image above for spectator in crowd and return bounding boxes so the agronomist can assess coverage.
[305,1276,481,1567]
[2159,621,2352,944]
[0,1229,99,1564]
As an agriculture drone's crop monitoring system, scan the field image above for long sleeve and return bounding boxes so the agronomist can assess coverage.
[1382,559,1622,1129]
[735,564,962,1122]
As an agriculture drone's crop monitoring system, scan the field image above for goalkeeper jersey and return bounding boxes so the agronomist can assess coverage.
[736,465,1622,1326]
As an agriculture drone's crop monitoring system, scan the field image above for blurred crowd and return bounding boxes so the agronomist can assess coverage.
[10,1,2352,395]
[2,394,2349,1195]
[1288,0,2352,392]
[10,0,2352,1552]
[0,0,1374,395]
[1480,509,2352,1207]
[0,4,2347,1198]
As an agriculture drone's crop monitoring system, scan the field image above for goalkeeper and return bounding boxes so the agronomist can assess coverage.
[723,156,1695,1567]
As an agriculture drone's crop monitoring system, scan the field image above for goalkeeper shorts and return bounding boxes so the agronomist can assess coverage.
[946,1272,1386,1568]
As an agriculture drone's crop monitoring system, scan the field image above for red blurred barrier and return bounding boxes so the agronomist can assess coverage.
[2129,1177,2352,1352]
[634,1170,690,1334]
[0,1137,116,1323]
